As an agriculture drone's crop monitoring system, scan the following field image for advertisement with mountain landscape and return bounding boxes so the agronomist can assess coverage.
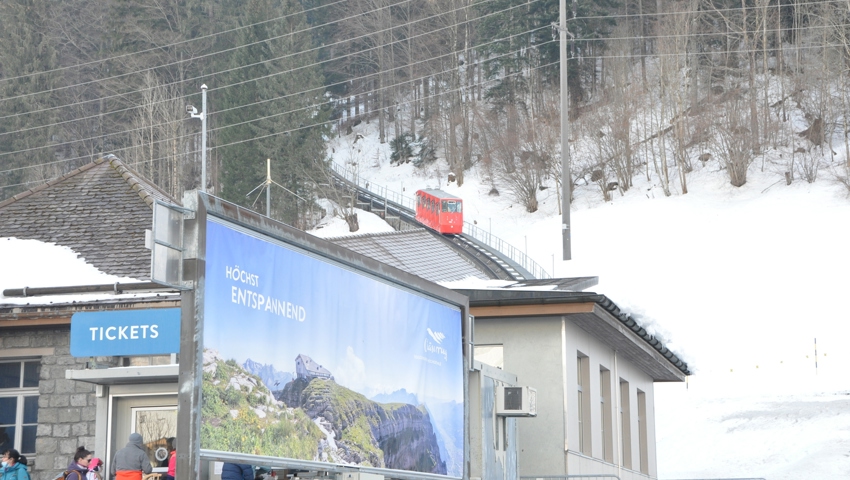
[201,218,465,478]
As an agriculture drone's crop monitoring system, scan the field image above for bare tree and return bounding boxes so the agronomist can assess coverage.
[711,94,754,187]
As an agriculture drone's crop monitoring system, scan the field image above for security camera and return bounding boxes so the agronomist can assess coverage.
[186,105,198,115]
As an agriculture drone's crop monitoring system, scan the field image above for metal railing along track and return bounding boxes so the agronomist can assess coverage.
[329,162,550,279]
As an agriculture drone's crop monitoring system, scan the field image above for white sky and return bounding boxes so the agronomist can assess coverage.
[320,123,850,480]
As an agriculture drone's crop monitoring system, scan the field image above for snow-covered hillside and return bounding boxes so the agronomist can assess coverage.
[315,123,850,480]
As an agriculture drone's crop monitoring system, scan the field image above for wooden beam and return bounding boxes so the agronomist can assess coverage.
[470,302,595,318]
[0,317,71,328]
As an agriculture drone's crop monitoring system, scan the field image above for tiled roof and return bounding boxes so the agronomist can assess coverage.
[0,156,179,279]
[325,228,491,283]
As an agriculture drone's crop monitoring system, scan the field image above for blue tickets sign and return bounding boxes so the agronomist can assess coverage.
[70,308,181,357]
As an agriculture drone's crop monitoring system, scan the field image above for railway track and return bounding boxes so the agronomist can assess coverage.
[327,165,546,281]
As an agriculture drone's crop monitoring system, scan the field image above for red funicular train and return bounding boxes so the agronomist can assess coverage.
[415,189,463,234]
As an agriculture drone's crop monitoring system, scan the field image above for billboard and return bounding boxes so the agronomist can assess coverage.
[201,218,465,478]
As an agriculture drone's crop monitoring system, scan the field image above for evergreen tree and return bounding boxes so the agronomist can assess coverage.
[0,0,60,200]
[214,0,330,226]
[476,0,619,108]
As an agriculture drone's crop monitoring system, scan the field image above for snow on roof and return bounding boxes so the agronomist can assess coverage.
[0,237,158,307]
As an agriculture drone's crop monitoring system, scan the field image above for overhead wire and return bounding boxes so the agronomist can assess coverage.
[0,0,346,91]
[0,20,550,169]
[0,0,540,156]
[3,0,842,144]
[0,33,558,181]
[1,0,846,185]
[0,0,506,121]
[568,0,844,23]
[0,0,839,105]
[0,0,838,124]
[0,45,562,193]
[1,16,845,176]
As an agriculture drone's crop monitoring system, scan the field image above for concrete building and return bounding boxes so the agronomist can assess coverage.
[0,157,181,479]
[457,289,690,480]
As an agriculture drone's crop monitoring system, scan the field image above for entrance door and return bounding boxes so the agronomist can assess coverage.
[111,396,177,473]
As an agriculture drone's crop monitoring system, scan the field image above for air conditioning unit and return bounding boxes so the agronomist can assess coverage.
[496,385,537,417]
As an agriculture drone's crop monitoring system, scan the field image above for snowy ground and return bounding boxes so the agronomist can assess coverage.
[3,120,847,478]
[317,123,850,480]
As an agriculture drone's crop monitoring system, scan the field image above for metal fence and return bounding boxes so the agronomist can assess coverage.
[521,475,621,480]
[521,474,767,480]
[329,162,551,279]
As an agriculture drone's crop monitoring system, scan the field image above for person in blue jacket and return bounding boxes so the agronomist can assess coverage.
[0,450,30,480]
[221,463,253,480]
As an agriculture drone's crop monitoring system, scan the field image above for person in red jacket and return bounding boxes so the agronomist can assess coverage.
[164,438,176,480]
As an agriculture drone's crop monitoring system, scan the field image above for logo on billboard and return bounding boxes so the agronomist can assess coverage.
[427,328,446,344]
[424,327,448,362]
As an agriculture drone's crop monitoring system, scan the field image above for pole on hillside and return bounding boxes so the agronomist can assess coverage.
[814,337,818,375]
[559,0,572,261]
[247,158,310,218]
[266,159,271,217]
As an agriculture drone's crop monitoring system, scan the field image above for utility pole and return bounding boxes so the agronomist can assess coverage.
[559,0,572,260]
[187,84,208,192]
[266,159,271,217]
[247,159,273,217]
[247,158,310,219]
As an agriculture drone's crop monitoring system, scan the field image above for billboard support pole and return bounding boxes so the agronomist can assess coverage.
[177,191,205,480]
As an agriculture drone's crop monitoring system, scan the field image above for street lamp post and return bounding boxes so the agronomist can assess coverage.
[187,84,208,192]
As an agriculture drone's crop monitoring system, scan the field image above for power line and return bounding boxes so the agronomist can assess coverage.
[567,0,842,23]
[3,0,842,142]
[1,36,557,179]
[568,19,850,45]
[0,0,536,158]
[0,0,839,126]
[0,21,553,170]
[0,0,347,87]
[0,55,562,193]
[0,0,838,109]
[0,0,504,121]
[1,20,847,174]
[2,0,846,185]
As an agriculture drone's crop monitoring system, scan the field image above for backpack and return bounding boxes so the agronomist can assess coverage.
[60,470,84,480]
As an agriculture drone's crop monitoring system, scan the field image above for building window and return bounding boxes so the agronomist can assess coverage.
[0,359,40,455]
[619,379,631,469]
[474,344,503,369]
[637,389,649,474]
[576,353,591,455]
[600,367,613,463]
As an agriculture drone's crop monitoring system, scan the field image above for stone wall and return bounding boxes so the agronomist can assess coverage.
[0,327,116,480]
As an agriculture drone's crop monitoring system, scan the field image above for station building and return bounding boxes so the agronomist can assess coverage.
[0,157,688,480]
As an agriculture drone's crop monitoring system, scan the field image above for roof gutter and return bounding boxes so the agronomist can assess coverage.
[592,294,691,376]
[3,282,179,298]
[456,289,691,376]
